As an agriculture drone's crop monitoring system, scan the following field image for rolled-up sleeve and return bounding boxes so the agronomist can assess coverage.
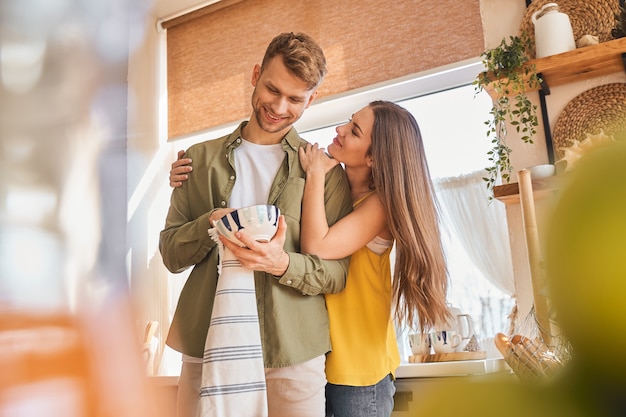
[159,205,215,273]
[276,251,349,295]
[274,162,352,295]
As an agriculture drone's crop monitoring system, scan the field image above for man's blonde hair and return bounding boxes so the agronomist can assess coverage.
[261,32,327,90]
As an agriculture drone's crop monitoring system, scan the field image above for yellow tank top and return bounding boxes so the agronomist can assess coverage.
[324,193,400,386]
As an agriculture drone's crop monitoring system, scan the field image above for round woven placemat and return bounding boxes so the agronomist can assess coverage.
[519,0,620,59]
[553,83,626,159]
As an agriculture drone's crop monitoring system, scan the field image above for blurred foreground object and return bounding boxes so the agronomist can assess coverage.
[413,141,626,417]
[544,140,626,416]
[0,298,155,417]
[0,0,160,416]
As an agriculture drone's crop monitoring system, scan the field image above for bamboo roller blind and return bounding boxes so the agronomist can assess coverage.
[165,0,484,140]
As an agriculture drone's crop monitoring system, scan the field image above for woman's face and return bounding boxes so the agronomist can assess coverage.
[327,106,374,169]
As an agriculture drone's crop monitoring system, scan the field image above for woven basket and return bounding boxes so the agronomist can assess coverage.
[519,0,620,59]
[552,83,626,159]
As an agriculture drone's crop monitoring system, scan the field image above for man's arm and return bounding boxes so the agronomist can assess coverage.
[159,195,215,274]
[160,148,215,273]
[277,163,353,295]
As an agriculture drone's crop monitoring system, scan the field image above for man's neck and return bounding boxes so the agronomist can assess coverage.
[242,118,290,145]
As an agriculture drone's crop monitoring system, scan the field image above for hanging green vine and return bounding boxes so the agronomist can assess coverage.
[474,33,542,197]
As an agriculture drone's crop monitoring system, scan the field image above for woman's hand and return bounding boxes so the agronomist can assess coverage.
[170,150,192,188]
[298,143,339,175]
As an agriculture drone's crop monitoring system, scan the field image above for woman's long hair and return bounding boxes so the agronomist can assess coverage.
[368,100,450,332]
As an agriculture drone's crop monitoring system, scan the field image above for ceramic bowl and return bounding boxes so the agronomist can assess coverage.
[215,204,280,247]
[526,163,556,179]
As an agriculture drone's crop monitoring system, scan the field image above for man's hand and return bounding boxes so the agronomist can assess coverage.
[209,208,236,226]
[220,215,289,276]
[170,150,193,188]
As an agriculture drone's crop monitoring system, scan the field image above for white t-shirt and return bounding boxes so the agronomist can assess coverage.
[229,138,285,208]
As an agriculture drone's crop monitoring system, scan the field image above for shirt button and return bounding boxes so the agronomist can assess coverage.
[286,280,292,285]
[236,138,241,143]
[220,201,226,206]
[229,175,235,180]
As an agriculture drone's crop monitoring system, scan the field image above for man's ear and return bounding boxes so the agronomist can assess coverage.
[251,64,261,87]
[304,90,319,110]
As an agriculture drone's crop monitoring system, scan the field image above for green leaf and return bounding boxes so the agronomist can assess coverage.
[475,32,539,199]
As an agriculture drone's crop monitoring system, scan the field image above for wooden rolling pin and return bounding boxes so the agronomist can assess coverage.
[518,169,552,345]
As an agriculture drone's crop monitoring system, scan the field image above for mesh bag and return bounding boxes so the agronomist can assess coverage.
[498,306,572,382]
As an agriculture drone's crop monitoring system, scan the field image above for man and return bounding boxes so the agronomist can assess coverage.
[160,32,352,417]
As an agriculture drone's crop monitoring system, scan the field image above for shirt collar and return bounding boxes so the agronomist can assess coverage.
[225,121,300,152]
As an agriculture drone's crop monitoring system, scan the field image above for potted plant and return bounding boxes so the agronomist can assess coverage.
[612,0,626,39]
[473,32,542,197]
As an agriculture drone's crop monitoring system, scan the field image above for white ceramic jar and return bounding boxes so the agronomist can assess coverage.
[532,3,576,58]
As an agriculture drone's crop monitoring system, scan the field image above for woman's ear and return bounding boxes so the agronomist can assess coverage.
[366,156,373,168]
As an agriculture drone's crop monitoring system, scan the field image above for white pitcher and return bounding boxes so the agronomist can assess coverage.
[443,304,476,351]
[532,3,576,58]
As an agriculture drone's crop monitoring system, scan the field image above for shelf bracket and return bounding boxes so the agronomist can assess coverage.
[537,73,555,164]
[538,72,551,96]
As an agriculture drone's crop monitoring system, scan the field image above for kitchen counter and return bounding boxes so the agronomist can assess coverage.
[392,358,512,415]
[148,358,510,385]
[396,358,508,378]
[148,359,510,417]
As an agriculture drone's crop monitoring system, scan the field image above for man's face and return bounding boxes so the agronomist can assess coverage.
[250,55,318,135]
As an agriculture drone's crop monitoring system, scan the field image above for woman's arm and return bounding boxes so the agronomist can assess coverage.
[299,144,388,259]
[299,143,333,255]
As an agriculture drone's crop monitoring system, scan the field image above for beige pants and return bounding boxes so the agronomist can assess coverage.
[177,355,326,417]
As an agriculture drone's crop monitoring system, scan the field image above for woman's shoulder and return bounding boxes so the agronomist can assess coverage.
[353,190,377,207]
[351,191,391,238]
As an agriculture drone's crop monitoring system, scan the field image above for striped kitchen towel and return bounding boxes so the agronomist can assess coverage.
[200,228,268,417]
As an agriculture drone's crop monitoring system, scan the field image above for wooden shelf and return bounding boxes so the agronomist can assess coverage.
[482,37,626,99]
[494,175,562,205]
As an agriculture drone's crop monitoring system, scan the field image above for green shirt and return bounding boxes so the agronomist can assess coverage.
[159,122,352,367]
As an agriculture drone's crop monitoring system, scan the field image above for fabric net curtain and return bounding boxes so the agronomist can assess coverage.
[434,170,516,301]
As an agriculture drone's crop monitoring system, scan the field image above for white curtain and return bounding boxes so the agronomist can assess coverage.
[433,170,515,296]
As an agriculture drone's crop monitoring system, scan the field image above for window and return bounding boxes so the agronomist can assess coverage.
[300,84,493,176]
[300,84,514,342]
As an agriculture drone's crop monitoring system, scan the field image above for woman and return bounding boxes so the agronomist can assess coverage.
[169,100,450,417]
[298,100,449,417]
